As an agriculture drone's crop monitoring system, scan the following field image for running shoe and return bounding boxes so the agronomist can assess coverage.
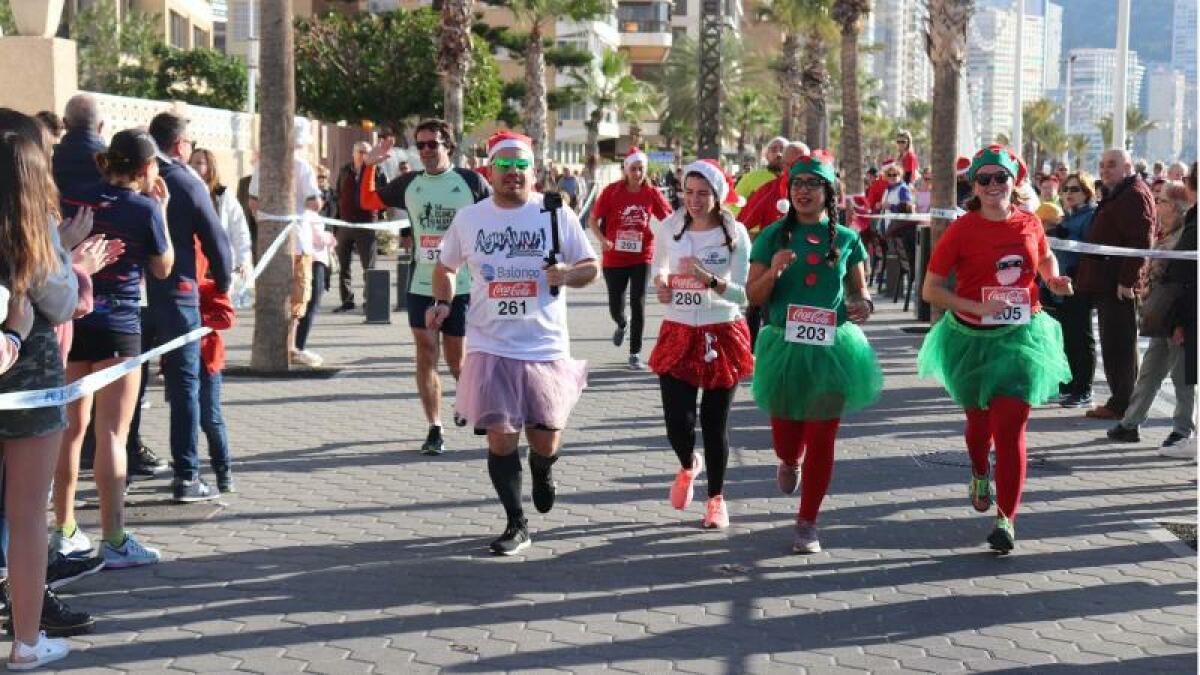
[489,519,532,556]
[45,553,104,590]
[421,425,445,456]
[1162,431,1191,448]
[48,527,92,559]
[776,462,800,495]
[1059,392,1092,408]
[173,478,219,503]
[1106,424,1140,443]
[530,455,557,514]
[2,588,95,638]
[628,354,645,370]
[1160,436,1197,460]
[6,631,68,671]
[968,472,992,513]
[453,411,468,428]
[669,454,704,510]
[792,519,821,554]
[102,533,161,569]
[292,349,323,367]
[702,496,729,529]
[215,468,236,494]
[128,444,167,480]
[987,516,1016,553]
[612,324,626,347]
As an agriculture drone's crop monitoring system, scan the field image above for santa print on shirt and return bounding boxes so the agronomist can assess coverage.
[594,181,672,267]
[927,208,1049,325]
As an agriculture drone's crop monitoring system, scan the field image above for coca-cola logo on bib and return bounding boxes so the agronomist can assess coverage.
[488,281,537,298]
[787,306,835,325]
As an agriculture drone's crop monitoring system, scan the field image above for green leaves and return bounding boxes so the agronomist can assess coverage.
[155,48,249,110]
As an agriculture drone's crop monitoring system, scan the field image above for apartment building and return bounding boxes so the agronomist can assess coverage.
[63,0,215,49]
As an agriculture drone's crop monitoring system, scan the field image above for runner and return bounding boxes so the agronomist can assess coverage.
[430,131,598,555]
[587,147,673,369]
[918,144,1073,554]
[746,150,882,554]
[648,160,753,528]
[359,119,491,455]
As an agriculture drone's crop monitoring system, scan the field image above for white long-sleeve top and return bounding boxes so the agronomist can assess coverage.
[215,187,253,271]
[650,210,750,327]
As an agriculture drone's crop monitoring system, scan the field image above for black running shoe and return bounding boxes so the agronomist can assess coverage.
[530,455,558,514]
[421,425,445,456]
[612,324,626,347]
[489,520,531,556]
[2,588,95,638]
[331,302,357,313]
[1106,424,1140,443]
[453,412,468,428]
[46,553,105,590]
[129,444,167,480]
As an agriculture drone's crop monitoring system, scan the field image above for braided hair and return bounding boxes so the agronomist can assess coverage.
[675,171,736,252]
[778,180,841,266]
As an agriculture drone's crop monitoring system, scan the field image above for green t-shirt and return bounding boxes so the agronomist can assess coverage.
[749,218,868,326]
[378,167,491,296]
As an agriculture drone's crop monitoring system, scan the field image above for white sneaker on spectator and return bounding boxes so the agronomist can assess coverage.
[1160,436,1197,461]
[7,631,69,671]
[102,533,161,569]
[292,350,323,367]
[48,527,91,559]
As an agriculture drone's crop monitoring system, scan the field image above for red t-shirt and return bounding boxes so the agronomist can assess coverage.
[737,174,787,234]
[593,180,672,267]
[900,150,919,178]
[866,176,889,212]
[927,209,1049,325]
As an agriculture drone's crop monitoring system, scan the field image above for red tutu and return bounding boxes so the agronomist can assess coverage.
[649,319,754,389]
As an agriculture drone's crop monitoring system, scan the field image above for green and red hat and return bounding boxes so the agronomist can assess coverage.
[777,150,837,212]
[967,144,1026,185]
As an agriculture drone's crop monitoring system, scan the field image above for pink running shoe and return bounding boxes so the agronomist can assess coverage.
[669,454,704,510]
[703,495,729,529]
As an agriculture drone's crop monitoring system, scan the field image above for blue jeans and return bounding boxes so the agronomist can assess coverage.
[152,303,203,482]
[200,370,231,472]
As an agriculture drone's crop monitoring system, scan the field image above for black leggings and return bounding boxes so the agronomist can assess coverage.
[603,264,649,355]
[659,374,736,498]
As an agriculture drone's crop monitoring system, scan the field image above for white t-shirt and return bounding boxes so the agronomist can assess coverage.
[440,194,597,362]
[650,211,750,326]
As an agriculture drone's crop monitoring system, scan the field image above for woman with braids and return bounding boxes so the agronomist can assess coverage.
[648,160,752,529]
[918,145,1073,554]
[746,151,881,554]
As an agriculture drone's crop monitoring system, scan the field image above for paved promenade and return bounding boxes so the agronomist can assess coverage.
[61,256,1196,674]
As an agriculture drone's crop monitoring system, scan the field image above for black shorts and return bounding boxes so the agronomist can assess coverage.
[68,325,142,362]
[406,293,469,337]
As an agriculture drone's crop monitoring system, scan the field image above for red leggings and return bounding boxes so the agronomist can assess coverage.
[964,396,1031,520]
[770,417,841,522]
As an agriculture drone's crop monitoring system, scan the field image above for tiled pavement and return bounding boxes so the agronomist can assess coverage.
[58,256,1197,674]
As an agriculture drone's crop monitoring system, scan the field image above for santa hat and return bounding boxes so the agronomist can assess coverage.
[683,159,743,207]
[624,146,648,169]
[879,157,897,172]
[487,131,534,162]
[967,144,1027,185]
[955,156,971,176]
[776,150,838,213]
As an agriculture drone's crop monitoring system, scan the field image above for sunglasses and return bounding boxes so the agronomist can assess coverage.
[492,157,532,172]
[973,171,1011,186]
[790,177,827,190]
[414,140,443,151]
[1061,186,1084,193]
[884,172,902,179]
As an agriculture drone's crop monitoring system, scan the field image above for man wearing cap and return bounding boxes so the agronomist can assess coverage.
[147,112,232,503]
[359,119,492,456]
[588,147,673,369]
[429,131,598,556]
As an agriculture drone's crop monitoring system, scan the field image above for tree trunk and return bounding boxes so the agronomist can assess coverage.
[802,26,829,149]
[736,128,746,161]
[781,32,801,140]
[251,0,296,371]
[838,18,864,196]
[584,111,602,183]
[438,0,474,165]
[926,0,972,251]
[524,21,549,172]
[630,121,643,149]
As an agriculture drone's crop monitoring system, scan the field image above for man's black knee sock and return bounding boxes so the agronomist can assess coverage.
[487,452,524,522]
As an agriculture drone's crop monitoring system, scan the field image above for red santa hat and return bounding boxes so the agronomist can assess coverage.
[624,146,648,169]
[487,131,534,162]
[955,156,971,176]
[683,159,743,207]
[880,157,897,172]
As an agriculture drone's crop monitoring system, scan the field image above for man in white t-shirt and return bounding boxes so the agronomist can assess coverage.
[429,131,599,556]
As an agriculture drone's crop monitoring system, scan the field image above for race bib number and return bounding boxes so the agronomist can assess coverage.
[488,280,538,320]
[614,230,643,253]
[981,287,1031,325]
[785,304,836,346]
[417,234,443,264]
[669,274,708,308]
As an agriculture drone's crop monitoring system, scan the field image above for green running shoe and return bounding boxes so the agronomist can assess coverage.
[987,516,1015,554]
[969,473,993,513]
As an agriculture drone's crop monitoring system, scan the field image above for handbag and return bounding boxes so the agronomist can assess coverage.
[1138,281,1185,338]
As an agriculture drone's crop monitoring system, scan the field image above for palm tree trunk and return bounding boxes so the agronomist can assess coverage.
[438,0,474,165]
[927,0,972,252]
[630,121,643,149]
[524,21,549,172]
[838,14,864,195]
[252,0,295,371]
[802,26,829,148]
[781,32,801,139]
[584,111,602,183]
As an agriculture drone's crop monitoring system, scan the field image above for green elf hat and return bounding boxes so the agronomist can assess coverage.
[779,150,837,212]
[967,144,1027,185]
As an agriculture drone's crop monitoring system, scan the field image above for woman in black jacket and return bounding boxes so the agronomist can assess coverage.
[1160,164,1197,460]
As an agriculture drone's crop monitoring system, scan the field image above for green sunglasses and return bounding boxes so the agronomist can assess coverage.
[492,157,532,172]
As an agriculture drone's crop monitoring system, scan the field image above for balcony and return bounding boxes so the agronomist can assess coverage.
[617,2,673,63]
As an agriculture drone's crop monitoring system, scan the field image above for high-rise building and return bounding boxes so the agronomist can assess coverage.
[1171,0,1197,159]
[1066,48,1145,162]
[1144,66,1185,162]
[865,0,933,120]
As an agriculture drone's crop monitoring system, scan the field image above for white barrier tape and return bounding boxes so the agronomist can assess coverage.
[256,212,411,233]
[863,213,932,222]
[1047,237,1198,261]
[0,327,212,410]
[247,220,298,286]
[929,208,963,220]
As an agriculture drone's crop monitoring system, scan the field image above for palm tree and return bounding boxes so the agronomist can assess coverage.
[759,0,808,139]
[571,49,654,181]
[832,0,870,194]
[1067,133,1089,170]
[727,89,777,162]
[509,0,610,171]
[619,87,659,151]
[925,0,973,248]
[253,0,296,370]
[1098,108,1159,152]
[656,34,742,157]
[798,1,836,148]
[1022,98,1062,170]
[438,0,475,164]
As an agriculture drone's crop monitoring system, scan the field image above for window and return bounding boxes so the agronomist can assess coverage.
[193,27,209,48]
[673,0,687,16]
[169,11,188,48]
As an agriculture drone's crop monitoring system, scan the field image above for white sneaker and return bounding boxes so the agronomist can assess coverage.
[292,349,323,367]
[1160,436,1197,461]
[48,527,91,558]
[7,632,69,671]
[101,533,161,569]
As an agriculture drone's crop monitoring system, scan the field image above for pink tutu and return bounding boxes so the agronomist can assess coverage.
[456,352,588,433]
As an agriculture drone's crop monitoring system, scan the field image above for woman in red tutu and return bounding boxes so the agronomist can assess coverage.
[649,160,753,529]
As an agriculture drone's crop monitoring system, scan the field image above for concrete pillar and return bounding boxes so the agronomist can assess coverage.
[0,37,78,115]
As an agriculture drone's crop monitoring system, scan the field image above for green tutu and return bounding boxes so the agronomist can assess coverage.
[752,323,883,420]
[917,311,1071,409]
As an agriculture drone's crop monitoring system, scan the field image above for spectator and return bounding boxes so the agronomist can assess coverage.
[35,111,65,145]
[1133,158,1149,180]
[558,165,581,209]
[195,238,238,491]
[237,166,258,253]
[189,148,253,283]
[1106,180,1194,448]
[1053,162,1070,185]
[955,156,974,207]
[1034,175,1064,229]
[52,94,106,198]
[332,141,384,312]
[733,136,787,216]
[1160,164,1196,459]
[1055,171,1099,408]
[1151,161,1166,182]
[147,111,233,503]
[1075,149,1155,419]
[317,165,337,219]
[1167,161,1187,181]
[895,131,919,184]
